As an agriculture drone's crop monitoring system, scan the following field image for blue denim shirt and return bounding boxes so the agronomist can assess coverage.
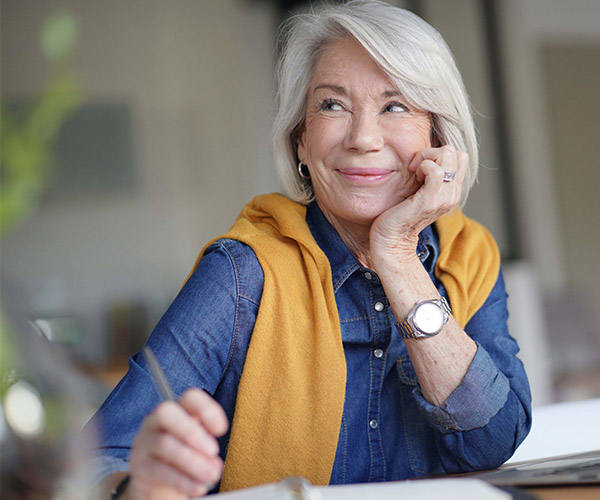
[87,201,531,488]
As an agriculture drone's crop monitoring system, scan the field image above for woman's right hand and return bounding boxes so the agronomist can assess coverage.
[127,388,229,500]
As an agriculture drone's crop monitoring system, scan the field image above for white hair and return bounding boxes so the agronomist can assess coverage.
[273,0,478,206]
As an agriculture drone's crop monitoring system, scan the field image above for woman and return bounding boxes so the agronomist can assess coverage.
[89,1,531,498]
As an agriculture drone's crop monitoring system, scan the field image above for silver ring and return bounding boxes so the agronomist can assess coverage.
[443,171,456,182]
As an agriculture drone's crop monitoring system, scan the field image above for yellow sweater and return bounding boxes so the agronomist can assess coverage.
[191,193,500,491]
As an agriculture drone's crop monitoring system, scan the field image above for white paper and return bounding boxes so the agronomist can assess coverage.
[205,478,510,500]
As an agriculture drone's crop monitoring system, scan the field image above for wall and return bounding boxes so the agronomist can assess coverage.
[1,0,278,362]
[416,0,600,405]
[499,0,600,400]
[2,0,599,402]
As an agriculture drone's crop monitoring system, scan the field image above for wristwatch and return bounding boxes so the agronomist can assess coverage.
[396,297,451,339]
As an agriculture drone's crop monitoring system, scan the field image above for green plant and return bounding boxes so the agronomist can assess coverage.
[1,10,82,237]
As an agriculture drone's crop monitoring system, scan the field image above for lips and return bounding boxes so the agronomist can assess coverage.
[336,167,393,183]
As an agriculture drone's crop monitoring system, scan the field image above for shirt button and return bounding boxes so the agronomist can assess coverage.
[369,419,378,429]
[373,348,384,359]
[374,301,384,312]
[364,271,373,280]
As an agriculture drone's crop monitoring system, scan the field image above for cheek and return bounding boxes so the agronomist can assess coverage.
[388,121,432,158]
[302,118,346,164]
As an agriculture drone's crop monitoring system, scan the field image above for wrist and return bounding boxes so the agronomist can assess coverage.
[110,474,130,500]
[371,249,422,278]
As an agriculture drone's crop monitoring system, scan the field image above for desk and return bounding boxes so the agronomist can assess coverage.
[460,449,600,500]
[524,485,599,500]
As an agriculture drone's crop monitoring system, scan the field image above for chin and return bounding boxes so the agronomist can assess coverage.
[339,197,397,225]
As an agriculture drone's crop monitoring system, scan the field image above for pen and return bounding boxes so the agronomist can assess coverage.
[143,346,176,401]
[143,346,218,493]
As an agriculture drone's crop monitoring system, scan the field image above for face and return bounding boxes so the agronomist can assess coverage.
[297,37,432,228]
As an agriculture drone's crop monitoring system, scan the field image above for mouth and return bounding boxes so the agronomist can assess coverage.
[336,167,393,183]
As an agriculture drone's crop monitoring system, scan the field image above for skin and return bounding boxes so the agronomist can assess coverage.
[97,389,228,500]
[296,37,476,407]
[100,36,476,500]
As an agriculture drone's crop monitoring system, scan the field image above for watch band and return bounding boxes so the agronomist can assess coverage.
[396,297,451,339]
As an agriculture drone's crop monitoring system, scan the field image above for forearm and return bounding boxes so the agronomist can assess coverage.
[376,255,476,406]
[409,269,532,470]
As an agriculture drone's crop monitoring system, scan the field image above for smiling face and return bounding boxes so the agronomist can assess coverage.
[297,37,433,229]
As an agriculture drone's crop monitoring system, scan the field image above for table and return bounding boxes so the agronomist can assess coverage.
[524,485,600,500]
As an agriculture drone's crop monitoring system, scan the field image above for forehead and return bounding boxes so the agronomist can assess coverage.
[310,36,394,90]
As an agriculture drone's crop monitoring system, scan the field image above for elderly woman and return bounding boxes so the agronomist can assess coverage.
[89,1,531,498]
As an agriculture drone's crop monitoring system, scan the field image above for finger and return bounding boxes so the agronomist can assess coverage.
[407,145,456,173]
[132,414,222,498]
[146,431,223,485]
[131,455,211,498]
[439,149,468,184]
[414,159,444,183]
[455,150,469,182]
[412,159,463,212]
[179,389,229,438]
[148,401,221,456]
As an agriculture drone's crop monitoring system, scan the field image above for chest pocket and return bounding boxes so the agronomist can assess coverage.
[340,317,374,344]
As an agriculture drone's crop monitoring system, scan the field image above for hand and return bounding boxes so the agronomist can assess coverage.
[370,145,468,265]
[128,389,229,500]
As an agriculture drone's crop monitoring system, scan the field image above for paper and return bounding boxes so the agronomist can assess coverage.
[205,477,510,500]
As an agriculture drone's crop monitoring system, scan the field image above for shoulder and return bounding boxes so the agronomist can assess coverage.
[435,211,499,276]
[434,211,501,326]
[197,238,264,305]
[435,210,498,255]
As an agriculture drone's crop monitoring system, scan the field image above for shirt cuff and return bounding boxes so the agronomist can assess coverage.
[88,455,129,488]
[412,343,510,433]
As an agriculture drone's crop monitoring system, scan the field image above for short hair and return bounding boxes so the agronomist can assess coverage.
[273,0,478,206]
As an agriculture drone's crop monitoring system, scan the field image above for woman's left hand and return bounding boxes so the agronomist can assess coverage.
[370,145,468,264]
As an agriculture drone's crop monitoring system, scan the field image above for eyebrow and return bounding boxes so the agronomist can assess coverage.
[313,84,347,95]
[312,84,402,99]
[382,90,402,98]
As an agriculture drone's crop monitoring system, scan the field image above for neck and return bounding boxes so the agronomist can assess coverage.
[319,207,374,269]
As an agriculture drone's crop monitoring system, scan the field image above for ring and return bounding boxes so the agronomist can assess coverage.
[443,171,456,182]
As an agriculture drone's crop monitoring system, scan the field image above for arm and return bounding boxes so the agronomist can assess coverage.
[378,255,476,406]
[371,147,531,470]
[413,270,532,470]
[86,240,261,498]
[371,145,475,405]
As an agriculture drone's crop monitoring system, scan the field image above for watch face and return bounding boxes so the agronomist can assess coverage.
[413,302,445,335]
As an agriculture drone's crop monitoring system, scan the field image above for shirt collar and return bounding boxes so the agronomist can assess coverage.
[305,201,439,292]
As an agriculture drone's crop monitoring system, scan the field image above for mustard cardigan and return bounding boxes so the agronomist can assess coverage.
[190,193,500,491]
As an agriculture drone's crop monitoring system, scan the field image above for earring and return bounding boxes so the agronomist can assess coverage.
[298,162,311,179]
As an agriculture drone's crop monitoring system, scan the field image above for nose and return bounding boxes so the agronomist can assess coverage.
[343,111,384,153]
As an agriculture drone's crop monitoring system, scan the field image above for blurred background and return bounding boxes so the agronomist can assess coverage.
[1,0,599,416]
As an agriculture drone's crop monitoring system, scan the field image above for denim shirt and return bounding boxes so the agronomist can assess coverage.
[88,201,531,488]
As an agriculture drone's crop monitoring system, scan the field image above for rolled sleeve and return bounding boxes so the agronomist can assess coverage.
[412,343,510,433]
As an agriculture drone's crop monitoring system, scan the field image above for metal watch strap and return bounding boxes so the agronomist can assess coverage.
[396,297,451,339]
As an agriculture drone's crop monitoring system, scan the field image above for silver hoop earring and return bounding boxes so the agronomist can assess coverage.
[298,162,311,180]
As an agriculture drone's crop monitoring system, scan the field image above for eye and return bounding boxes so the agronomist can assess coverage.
[319,99,344,112]
[384,101,410,113]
